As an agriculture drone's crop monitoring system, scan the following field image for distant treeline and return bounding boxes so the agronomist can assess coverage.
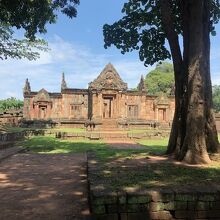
[0,97,23,112]
[143,62,220,112]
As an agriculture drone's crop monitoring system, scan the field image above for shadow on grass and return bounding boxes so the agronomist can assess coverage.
[21,136,220,190]
[22,136,106,153]
[90,159,220,191]
[21,136,168,162]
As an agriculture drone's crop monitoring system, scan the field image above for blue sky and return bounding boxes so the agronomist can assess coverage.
[1,0,220,99]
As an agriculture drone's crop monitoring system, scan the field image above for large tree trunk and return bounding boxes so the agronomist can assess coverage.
[182,0,219,163]
[162,0,220,164]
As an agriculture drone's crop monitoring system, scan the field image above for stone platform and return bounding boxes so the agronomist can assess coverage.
[56,130,170,140]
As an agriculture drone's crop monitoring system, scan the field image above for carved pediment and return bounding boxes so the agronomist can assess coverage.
[34,89,51,103]
[89,63,128,91]
[154,94,169,106]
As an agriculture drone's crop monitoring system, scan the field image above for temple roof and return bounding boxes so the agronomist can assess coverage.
[154,94,169,106]
[33,89,51,102]
[89,63,128,91]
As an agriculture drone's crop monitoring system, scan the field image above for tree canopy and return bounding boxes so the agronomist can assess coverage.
[0,0,80,60]
[145,62,174,95]
[103,0,220,66]
[0,97,23,112]
[213,85,220,112]
[103,0,220,164]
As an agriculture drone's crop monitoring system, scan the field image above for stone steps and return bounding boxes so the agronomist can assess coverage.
[101,119,118,130]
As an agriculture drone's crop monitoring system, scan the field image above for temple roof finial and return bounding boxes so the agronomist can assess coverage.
[23,78,31,95]
[61,72,67,91]
[138,75,147,92]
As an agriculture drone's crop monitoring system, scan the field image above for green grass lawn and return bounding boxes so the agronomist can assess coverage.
[21,135,220,190]
[21,136,161,161]
[138,138,168,155]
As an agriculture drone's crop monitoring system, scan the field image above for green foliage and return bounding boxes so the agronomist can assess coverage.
[0,0,79,60]
[145,62,174,95]
[22,135,167,159]
[0,97,23,112]
[213,85,220,112]
[103,0,220,66]
[0,0,80,39]
[0,23,48,60]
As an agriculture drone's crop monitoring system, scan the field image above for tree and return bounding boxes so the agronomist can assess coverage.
[0,97,23,112]
[0,0,79,60]
[0,23,47,60]
[145,62,174,95]
[103,0,220,164]
[213,85,220,112]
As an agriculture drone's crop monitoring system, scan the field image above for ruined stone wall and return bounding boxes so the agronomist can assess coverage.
[124,94,156,120]
[89,188,220,220]
[123,93,175,123]
[0,110,23,126]
[62,93,88,119]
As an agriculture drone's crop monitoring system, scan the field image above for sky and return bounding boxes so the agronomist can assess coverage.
[1,0,220,99]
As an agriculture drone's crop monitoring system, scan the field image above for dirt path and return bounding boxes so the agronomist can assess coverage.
[0,153,90,220]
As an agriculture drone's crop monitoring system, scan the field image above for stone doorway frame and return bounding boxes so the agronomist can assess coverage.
[102,94,116,119]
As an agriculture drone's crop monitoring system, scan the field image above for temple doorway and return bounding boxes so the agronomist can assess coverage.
[103,97,113,119]
[158,108,166,121]
[39,105,47,119]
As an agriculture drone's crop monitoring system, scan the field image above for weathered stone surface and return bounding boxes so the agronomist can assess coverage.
[92,213,118,220]
[210,201,220,210]
[149,211,172,220]
[149,202,165,211]
[91,191,117,205]
[118,192,127,204]
[198,194,216,201]
[107,204,118,213]
[188,201,210,210]
[127,204,140,212]
[127,212,150,220]
[120,213,128,220]
[175,210,196,218]
[174,202,187,210]
[127,194,151,204]
[147,189,174,202]
[91,205,106,214]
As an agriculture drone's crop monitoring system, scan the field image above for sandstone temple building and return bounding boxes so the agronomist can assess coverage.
[23,64,175,129]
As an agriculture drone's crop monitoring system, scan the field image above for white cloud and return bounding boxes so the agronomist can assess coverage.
[0,35,150,99]
[2,34,218,100]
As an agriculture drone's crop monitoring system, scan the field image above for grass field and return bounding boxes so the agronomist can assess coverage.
[21,136,166,160]
[20,134,220,190]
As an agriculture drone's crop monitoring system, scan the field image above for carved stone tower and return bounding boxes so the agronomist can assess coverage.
[137,75,147,92]
[23,78,31,94]
[61,72,67,91]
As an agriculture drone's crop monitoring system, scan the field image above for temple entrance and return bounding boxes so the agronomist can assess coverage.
[103,97,113,119]
[39,105,47,119]
[158,108,166,121]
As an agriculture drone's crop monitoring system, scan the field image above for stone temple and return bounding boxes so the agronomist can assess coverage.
[23,63,175,129]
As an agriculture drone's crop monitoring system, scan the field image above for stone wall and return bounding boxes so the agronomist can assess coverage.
[87,153,220,220]
[89,187,220,220]
[0,130,44,149]
[56,130,170,140]
[0,109,23,126]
